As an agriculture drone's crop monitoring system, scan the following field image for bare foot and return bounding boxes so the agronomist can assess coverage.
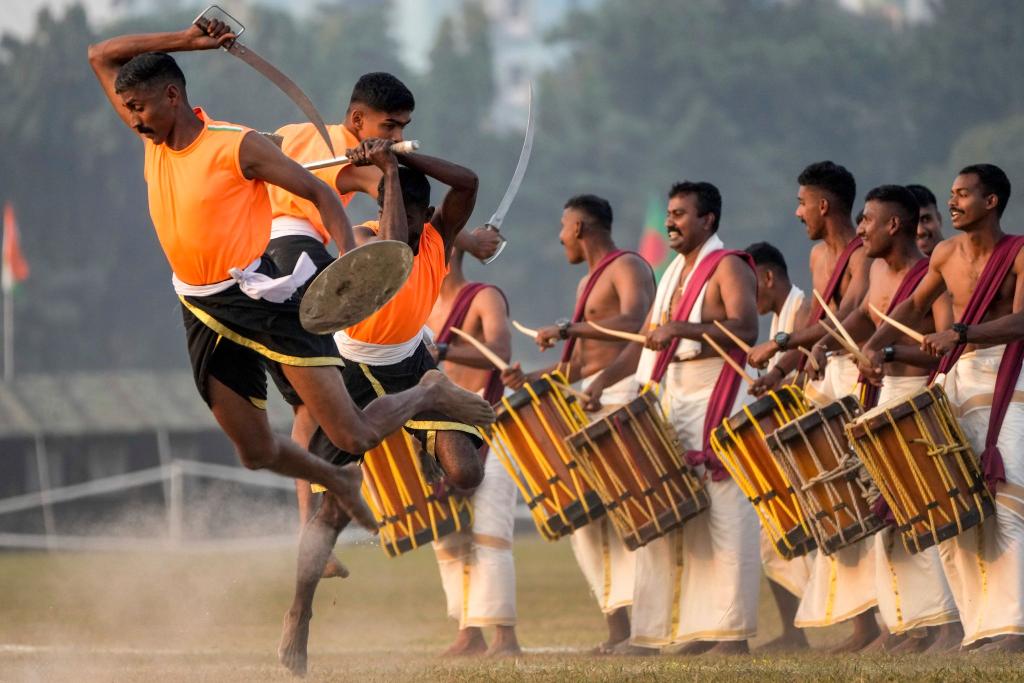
[925,622,963,653]
[486,626,522,657]
[976,634,1024,653]
[590,638,628,655]
[320,553,350,579]
[663,640,715,656]
[321,466,378,533]
[611,641,660,656]
[278,608,311,676]
[887,630,930,654]
[442,627,488,657]
[703,640,749,655]
[828,612,880,654]
[757,632,809,653]
[859,629,897,653]
[420,370,496,426]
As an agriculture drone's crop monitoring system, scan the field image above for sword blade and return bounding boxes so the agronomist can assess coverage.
[487,82,535,230]
[226,42,336,157]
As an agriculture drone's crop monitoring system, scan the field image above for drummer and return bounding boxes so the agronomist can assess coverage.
[585,181,761,655]
[501,194,655,654]
[747,161,881,653]
[264,72,504,577]
[744,241,813,651]
[426,245,520,656]
[809,185,961,652]
[861,164,1024,653]
[906,184,944,257]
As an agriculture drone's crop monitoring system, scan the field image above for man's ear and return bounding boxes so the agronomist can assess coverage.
[350,108,363,133]
[819,197,830,217]
[764,268,775,290]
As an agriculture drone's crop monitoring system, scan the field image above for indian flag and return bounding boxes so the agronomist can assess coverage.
[637,194,669,279]
[2,202,29,293]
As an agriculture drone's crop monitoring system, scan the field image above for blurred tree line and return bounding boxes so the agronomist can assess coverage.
[1,0,1023,373]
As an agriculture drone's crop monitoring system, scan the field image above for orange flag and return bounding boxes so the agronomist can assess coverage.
[2,202,29,291]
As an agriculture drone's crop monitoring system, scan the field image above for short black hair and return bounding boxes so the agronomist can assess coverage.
[378,165,430,211]
[350,72,415,113]
[114,52,186,94]
[905,184,937,209]
[745,241,788,278]
[669,180,722,232]
[959,163,1011,217]
[865,184,920,234]
[564,194,613,231]
[798,161,857,216]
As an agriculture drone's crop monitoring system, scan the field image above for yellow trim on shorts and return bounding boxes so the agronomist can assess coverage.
[357,363,481,438]
[249,397,267,410]
[179,295,344,367]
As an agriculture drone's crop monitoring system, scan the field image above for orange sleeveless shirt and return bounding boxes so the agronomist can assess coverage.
[267,122,358,243]
[345,221,450,345]
[143,108,270,285]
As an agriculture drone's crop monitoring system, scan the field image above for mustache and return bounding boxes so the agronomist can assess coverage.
[135,126,155,135]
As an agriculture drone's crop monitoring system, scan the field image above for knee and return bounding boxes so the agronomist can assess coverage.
[315,495,351,531]
[321,423,381,456]
[446,455,483,491]
[235,435,279,470]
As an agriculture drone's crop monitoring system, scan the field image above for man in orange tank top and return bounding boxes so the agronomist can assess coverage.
[88,22,495,676]
[265,73,506,578]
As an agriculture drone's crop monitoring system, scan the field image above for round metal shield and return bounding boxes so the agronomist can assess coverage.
[300,240,414,334]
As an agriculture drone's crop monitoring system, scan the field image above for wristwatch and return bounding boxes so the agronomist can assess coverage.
[952,322,969,345]
[882,345,896,363]
[556,317,572,340]
[436,342,449,362]
[773,331,792,351]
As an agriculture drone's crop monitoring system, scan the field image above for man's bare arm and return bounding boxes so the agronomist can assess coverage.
[864,249,949,353]
[443,289,512,370]
[239,132,355,253]
[88,24,233,129]
[396,153,478,249]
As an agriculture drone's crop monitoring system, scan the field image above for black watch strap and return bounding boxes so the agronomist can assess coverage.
[953,323,969,345]
[436,342,449,361]
[883,345,896,363]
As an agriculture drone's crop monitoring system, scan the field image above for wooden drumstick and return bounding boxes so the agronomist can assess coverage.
[511,320,539,338]
[450,327,591,401]
[798,346,820,371]
[587,320,647,343]
[819,320,872,367]
[869,303,926,344]
[450,327,509,371]
[701,333,756,386]
[712,320,751,353]
[812,289,859,350]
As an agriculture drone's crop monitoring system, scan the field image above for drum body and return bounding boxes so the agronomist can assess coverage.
[361,428,472,557]
[483,374,604,540]
[846,384,995,553]
[767,395,882,555]
[711,385,816,559]
[566,392,709,550]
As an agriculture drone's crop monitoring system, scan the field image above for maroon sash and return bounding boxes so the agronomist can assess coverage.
[860,257,930,410]
[935,234,1024,490]
[797,237,864,373]
[559,249,644,364]
[650,249,756,482]
[436,282,509,408]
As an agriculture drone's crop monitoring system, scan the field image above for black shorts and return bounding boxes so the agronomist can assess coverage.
[308,341,483,465]
[262,235,337,406]
[180,256,342,409]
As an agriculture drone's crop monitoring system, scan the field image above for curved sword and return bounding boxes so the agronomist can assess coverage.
[194,5,335,156]
[481,82,535,265]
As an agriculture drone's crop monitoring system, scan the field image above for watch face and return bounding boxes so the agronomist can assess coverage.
[774,332,790,348]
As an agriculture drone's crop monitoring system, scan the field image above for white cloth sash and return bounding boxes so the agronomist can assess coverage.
[635,234,725,386]
[768,286,804,371]
[270,216,324,242]
[334,327,428,365]
[171,251,316,304]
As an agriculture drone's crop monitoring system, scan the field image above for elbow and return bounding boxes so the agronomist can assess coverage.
[87,42,107,67]
[464,170,479,194]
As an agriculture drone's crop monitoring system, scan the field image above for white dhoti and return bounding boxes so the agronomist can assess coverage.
[940,345,1024,645]
[795,353,878,628]
[870,375,959,634]
[761,531,814,598]
[570,375,638,614]
[630,357,761,647]
[433,449,517,628]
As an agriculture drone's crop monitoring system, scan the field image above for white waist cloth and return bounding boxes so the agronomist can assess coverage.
[871,375,958,633]
[171,252,315,304]
[804,353,860,408]
[334,329,426,366]
[270,216,324,242]
[937,344,1024,645]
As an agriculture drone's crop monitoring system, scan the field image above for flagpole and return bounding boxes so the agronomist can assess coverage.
[3,283,11,382]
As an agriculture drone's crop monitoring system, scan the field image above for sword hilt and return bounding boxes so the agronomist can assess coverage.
[480,225,508,265]
[193,4,246,47]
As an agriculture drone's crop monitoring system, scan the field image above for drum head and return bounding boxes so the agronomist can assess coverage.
[300,240,414,334]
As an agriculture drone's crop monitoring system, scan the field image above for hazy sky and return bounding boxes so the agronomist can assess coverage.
[0,0,118,39]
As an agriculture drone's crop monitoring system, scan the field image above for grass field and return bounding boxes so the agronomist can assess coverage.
[1,534,1022,681]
